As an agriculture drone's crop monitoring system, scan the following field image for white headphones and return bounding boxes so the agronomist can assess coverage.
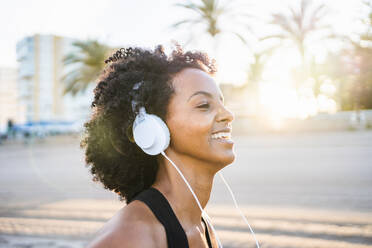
[132,106,170,155]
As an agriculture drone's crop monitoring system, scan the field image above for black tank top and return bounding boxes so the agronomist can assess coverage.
[132,187,213,248]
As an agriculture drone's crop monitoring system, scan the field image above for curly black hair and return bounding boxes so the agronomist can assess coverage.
[80,44,217,203]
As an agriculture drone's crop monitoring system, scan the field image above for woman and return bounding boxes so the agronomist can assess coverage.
[83,44,235,248]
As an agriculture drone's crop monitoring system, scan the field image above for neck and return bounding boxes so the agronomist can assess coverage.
[152,149,216,228]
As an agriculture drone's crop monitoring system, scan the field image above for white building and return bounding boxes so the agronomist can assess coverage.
[0,67,25,132]
[16,34,93,123]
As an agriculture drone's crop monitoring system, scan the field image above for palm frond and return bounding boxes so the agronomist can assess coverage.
[171,0,252,47]
[225,30,248,44]
[306,4,327,31]
[271,13,295,37]
[62,40,111,96]
[300,0,312,19]
[173,3,204,16]
[260,34,288,41]
[170,19,203,29]
[290,6,302,31]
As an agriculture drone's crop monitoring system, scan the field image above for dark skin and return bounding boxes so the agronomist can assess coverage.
[87,68,235,248]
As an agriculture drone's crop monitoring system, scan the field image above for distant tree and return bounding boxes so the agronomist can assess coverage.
[359,0,372,46]
[246,46,277,86]
[351,0,372,109]
[263,0,334,85]
[172,0,254,46]
[233,45,277,116]
[62,40,112,96]
[339,0,372,110]
[307,51,352,110]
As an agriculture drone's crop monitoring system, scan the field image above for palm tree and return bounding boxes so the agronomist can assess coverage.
[262,0,332,77]
[62,40,112,96]
[172,0,258,115]
[171,0,254,47]
[245,46,278,88]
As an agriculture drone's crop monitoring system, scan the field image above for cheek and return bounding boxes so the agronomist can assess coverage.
[167,114,213,152]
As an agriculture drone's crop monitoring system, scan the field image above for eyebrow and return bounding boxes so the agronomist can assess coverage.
[187,91,224,102]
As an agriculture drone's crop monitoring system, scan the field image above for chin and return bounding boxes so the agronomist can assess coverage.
[214,150,236,168]
[224,152,236,165]
[208,138,235,166]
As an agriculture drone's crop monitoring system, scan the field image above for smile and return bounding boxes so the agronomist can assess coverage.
[211,132,234,144]
[211,132,231,139]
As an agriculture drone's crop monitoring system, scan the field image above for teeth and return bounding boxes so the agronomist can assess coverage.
[211,132,231,139]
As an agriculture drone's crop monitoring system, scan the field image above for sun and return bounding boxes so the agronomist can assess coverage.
[258,47,323,124]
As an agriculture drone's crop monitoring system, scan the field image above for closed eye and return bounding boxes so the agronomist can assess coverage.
[197,103,210,109]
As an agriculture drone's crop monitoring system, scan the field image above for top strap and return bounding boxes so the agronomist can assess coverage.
[133,187,189,248]
[133,187,213,248]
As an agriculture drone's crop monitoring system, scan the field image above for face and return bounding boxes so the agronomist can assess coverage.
[165,68,235,168]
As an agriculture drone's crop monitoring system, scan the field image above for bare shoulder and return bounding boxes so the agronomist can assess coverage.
[86,200,166,248]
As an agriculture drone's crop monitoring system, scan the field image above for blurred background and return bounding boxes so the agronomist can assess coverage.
[0,0,371,247]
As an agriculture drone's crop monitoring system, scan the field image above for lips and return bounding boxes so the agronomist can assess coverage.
[211,127,232,135]
[211,135,234,144]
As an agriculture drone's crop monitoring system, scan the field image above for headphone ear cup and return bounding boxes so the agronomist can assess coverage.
[133,113,170,155]
[151,114,170,151]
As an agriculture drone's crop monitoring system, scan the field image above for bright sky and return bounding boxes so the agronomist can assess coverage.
[2,0,363,66]
[0,0,366,120]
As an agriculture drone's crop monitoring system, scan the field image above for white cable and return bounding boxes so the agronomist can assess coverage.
[161,151,223,248]
[218,171,260,248]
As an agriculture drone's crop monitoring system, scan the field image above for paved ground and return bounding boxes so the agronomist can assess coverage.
[0,130,371,247]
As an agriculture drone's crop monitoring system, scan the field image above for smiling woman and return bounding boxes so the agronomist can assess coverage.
[82,44,235,248]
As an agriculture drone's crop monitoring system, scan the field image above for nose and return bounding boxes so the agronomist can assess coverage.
[217,104,235,124]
